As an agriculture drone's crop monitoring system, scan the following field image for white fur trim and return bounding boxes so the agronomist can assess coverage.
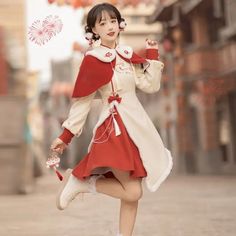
[116,44,132,59]
[85,44,133,62]
[145,147,173,192]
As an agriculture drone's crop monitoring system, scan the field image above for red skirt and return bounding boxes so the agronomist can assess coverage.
[72,107,147,179]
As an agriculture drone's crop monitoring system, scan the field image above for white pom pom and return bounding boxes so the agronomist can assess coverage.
[119,21,127,29]
[85,32,93,40]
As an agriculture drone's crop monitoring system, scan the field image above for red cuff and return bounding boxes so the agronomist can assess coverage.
[58,128,74,145]
[146,48,159,60]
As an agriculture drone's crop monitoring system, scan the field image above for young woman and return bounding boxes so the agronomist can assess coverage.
[50,3,173,236]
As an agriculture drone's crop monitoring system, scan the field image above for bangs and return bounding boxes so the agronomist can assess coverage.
[96,10,117,23]
[87,3,121,28]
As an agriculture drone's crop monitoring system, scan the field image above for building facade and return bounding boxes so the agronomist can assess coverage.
[148,0,236,174]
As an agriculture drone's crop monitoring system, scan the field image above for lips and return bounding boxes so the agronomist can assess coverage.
[107,32,115,36]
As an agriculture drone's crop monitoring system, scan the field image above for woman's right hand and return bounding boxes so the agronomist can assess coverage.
[50,138,67,154]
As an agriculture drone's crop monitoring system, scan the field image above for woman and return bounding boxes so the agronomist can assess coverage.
[50,2,173,236]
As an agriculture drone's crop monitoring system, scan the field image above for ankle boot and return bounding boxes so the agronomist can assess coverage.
[56,169,105,210]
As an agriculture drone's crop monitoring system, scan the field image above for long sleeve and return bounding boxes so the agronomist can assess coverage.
[134,59,164,94]
[58,91,97,144]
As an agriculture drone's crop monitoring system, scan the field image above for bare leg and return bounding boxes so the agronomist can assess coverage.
[96,168,143,236]
[96,177,129,200]
[96,171,143,202]
[119,199,139,236]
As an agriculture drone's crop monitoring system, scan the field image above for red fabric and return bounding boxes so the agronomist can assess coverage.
[72,51,148,98]
[118,51,147,64]
[72,107,147,180]
[72,55,116,98]
[59,128,74,145]
[146,48,159,60]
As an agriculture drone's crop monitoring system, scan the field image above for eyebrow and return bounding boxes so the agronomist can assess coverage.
[99,17,117,23]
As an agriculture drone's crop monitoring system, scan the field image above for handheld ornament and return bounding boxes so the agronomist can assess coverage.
[46,151,64,181]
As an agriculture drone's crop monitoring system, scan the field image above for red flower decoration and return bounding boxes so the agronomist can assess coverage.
[105,52,113,57]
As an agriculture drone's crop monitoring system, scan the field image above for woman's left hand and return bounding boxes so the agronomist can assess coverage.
[146,38,159,49]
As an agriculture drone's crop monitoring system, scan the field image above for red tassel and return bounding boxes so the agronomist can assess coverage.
[55,169,63,181]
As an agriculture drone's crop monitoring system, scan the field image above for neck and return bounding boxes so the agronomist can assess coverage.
[100,41,117,49]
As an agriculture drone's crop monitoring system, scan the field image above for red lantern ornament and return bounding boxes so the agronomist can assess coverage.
[71,0,82,9]
[110,0,118,4]
[56,0,65,6]
[130,0,140,7]
[65,0,71,4]
[81,0,92,7]
[163,38,173,52]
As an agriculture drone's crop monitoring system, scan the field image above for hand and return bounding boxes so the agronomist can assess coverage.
[146,38,159,49]
[50,138,67,154]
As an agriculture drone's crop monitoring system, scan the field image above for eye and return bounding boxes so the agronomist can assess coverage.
[100,22,105,26]
[111,19,117,23]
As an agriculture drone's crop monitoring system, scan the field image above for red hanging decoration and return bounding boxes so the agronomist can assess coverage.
[71,0,82,9]
[46,151,64,181]
[130,0,140,7]
[81,0,93,7]
[163,38,173,52]
[55,169,64,181]
[65,0,71,4]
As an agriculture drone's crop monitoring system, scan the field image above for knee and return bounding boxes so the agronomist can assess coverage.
[125,186,143,202]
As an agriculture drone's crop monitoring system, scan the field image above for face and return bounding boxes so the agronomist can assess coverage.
[92,11,120,45]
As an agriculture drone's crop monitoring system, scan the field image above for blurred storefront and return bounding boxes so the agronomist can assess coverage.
[0,1,35,194]
[148,0,236,174]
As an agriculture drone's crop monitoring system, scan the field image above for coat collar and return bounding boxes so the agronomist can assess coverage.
[85,44,133,62]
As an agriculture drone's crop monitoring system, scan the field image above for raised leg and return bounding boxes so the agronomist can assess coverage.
[96,169,143,202]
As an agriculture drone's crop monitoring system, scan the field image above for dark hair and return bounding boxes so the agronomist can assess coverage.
[85,3,124,41]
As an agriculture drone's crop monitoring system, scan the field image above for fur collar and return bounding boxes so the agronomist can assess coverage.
[85,44,133,62]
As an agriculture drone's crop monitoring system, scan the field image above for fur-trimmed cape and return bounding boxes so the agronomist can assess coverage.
[72,44,158,97]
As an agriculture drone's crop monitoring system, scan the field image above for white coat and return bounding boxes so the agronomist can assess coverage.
[62,44,173,192]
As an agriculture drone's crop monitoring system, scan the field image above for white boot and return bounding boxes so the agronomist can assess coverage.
[56,169,105,210]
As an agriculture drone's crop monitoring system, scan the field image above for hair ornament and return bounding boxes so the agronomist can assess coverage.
[85,32,93,40]
[119,20,127,31]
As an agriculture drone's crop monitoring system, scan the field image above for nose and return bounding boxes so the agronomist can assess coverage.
[107,22,113,30]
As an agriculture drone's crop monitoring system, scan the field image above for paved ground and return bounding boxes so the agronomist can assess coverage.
[0,172,236,236]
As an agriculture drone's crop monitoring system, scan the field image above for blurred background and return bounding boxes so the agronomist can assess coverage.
[0,0,236,235]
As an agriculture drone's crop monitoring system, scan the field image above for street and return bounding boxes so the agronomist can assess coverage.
[0,172,235,236]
